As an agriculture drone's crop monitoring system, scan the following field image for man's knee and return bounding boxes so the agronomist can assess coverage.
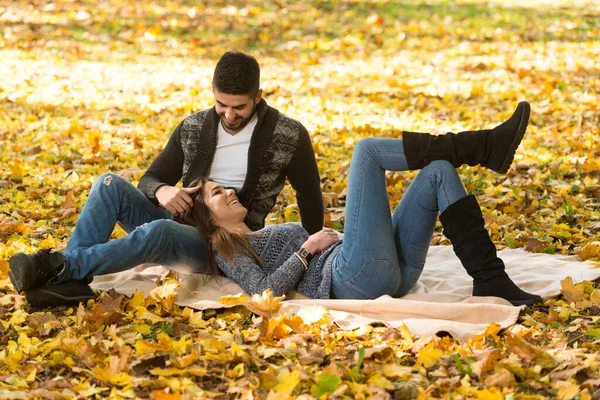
[93,172,136,194]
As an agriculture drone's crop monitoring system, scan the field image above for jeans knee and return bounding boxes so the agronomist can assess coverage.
[93,172,135,195]
[353,138,379,160]
[423,160,457,179]
[142,219,177,240]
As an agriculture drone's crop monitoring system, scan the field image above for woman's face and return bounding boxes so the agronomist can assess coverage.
[202,181,247,227]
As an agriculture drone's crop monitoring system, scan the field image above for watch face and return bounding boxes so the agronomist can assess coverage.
[299,248,313,262]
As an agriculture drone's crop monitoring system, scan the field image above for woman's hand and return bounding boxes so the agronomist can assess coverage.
[302,228,340,255]
[155,185,200,215]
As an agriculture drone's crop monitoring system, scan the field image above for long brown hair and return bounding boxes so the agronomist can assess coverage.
[179,177,262,276]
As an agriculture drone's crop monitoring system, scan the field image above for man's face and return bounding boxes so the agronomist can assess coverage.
[214,89,262,134]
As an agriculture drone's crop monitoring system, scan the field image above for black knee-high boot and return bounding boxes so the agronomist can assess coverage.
[403,101,530,174]
[439,195,542,306]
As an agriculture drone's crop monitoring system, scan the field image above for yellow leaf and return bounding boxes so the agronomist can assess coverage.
[150,283,178,300]
[367,374,395,390]
[10,161,24,180]
[149,367,207,377]
[0,260,8,279]
[273,370,300,396]
[188,310,206,328]
[555,381,581,400]
[220,289,285,318]
[132,324,152,335]
[151,391,182,400]
[382,364,412,379]
[92,366,133,386]
[575,241,600,261]
[560,277,586,303]
[39,238,57,249]
[476,388,504,400]
[416,343,443,368]
[135,306,164,323]
[9,309,28,326]
[128,291,146,309]
[226,363,245,378]
[296,305,330,325]
[218,292,250,306]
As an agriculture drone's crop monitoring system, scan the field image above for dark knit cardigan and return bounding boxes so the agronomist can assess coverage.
[138,99,324,233]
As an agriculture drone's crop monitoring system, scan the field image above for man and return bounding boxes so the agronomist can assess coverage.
[8,51,324,308]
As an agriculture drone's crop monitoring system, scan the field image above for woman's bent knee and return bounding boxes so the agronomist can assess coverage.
[426,159,456,174]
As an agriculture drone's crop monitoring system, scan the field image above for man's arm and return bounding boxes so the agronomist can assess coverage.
[286,126,324,234]
[138,123,185,203]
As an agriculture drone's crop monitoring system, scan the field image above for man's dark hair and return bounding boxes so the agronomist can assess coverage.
[212,51,260,96]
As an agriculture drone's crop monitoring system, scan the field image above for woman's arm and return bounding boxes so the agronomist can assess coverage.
[215,252,306,297]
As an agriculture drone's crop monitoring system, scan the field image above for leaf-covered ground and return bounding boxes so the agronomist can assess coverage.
[1,0,600,398]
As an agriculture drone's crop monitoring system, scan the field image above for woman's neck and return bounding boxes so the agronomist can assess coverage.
[222,222,253,234]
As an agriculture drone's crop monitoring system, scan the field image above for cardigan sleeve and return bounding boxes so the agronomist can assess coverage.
[286,125,324,234]
[215,252,306,297]
[138,123,185,203]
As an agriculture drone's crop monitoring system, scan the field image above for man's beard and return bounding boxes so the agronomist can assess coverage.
[221,103,257,132]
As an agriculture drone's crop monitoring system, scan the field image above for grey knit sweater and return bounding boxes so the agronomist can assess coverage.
[215,223,342,299]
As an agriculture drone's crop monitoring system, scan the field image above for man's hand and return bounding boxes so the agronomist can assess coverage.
[155,185,200,215]
[301,228,340,255]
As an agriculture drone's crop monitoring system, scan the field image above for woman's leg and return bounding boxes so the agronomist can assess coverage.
[390,160,468,295]
[330,138,410,299]
[439,195,542,306]
[402,101,530,174]
[330,137,468,299]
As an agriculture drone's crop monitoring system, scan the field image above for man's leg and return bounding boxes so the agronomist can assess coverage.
[11,172,174,303]
[59,219,208,280]
[66,172,171,251]
[11,219,208,295]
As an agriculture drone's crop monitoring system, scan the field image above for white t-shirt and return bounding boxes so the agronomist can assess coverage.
[208,114,258,189]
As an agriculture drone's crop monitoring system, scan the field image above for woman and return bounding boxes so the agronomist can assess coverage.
[181,101,542,306]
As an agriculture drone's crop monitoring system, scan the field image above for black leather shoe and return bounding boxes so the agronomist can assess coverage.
[9,249,65,293]
[25,280,96,308]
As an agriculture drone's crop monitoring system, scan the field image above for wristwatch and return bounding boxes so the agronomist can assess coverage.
[297,247,314,263]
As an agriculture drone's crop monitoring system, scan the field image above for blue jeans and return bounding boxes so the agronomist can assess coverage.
[58,173,207,281]
[331,138,468,299]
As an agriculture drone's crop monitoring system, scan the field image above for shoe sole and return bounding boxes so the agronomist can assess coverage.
[8,253,29,293]
[26,286,95,308]
[497,101,531,174]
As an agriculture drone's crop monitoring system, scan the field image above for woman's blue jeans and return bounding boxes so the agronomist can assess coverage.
[331,138,468,299]
[58,173,207,281]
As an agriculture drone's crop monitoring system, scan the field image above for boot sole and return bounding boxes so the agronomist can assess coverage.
[497,101,531,174]
[509,295,543,307]
[8,253,29,293]
[25,286,95,309]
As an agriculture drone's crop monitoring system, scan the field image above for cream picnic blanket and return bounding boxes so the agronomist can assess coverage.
[91,246,600,343]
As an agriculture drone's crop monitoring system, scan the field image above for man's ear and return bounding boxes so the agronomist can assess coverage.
[255,89,263,104]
